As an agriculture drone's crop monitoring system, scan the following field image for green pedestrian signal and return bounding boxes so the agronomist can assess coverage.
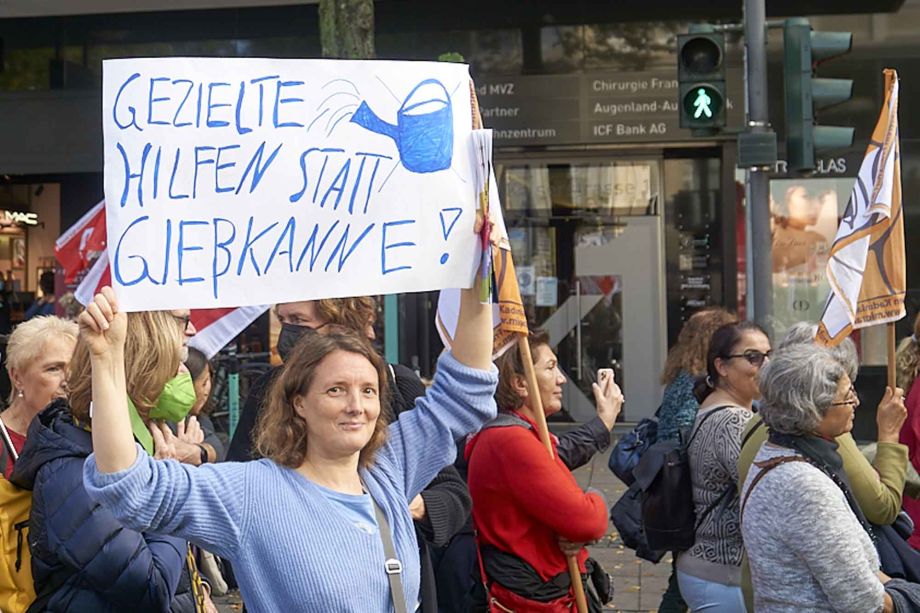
[677,29,726,131]
[693,88,712,118]
[684,85,722,120]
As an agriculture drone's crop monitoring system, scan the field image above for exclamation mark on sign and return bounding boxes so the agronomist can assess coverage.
[438,207,463,264]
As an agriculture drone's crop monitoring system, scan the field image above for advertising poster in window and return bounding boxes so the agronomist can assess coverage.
[769,177,855,339]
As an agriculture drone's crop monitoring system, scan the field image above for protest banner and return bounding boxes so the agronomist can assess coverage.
[103,58,479,311]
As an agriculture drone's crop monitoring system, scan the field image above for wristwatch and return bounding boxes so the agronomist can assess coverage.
[197,444,208,465]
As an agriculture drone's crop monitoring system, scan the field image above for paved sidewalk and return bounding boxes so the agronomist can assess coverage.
[573,445,672,612]
[214,443,671,612]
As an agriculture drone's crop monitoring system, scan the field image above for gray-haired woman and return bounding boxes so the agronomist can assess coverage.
[740,344,894,612]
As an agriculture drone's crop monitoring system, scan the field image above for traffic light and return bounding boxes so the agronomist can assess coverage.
[677,28,726,131]
[784,18,854,172]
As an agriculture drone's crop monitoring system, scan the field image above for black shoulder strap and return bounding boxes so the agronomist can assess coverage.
[686,404,733,447]
[687,406,742,528]
[0,415,18,477]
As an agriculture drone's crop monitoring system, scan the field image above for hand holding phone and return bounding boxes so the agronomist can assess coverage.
[593,367,623,429]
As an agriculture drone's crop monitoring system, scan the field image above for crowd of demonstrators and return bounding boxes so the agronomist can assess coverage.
[899,312,920,547]
[741,345,900,612]
[465,328,621,611]
[80,281,496,612]
[677,321,771,612]
[0,316,78,478]
[655,308,735,613]
[10,306,217,612]
[6,262,920,613]
[227,296,473,612]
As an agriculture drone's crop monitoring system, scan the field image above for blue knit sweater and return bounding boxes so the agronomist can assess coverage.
[83,351,498,613]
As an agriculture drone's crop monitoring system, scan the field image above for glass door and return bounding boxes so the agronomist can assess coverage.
[497,157,666,423]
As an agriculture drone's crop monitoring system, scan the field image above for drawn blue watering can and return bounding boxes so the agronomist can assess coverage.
[350,79,453,174]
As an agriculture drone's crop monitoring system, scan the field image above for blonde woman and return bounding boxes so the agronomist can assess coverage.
[0,316,77,478]
[11,308,209,612]
[899,312,920,549]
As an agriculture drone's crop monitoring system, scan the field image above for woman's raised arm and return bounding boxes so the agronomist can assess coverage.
[80,287,137,473]
[449,273,494,371]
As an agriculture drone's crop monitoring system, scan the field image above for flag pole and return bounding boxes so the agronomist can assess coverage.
[471,80,587,613]
[518,334,589,613]
[888,322,897,389]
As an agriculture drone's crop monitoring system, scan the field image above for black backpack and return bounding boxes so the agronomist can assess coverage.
[632,406,733,553]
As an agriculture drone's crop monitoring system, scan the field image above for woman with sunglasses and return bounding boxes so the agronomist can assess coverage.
[676,321,771,612]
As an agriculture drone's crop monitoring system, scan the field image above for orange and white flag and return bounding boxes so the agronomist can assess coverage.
[436,129,528,358]
[817,69,905,346]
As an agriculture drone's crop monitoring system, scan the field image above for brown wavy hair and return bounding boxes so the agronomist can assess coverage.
[69,311,185,421]
[495,328,549,412]
[274,297,378,335]
[661,308,737,385]
[255,330,391,469]
[897,311,920,392]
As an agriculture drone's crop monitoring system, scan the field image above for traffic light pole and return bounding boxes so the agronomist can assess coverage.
[743,0,773,335]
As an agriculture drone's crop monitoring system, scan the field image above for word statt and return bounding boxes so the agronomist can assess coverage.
[103,57,478,311]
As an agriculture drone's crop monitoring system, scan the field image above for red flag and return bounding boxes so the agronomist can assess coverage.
[55,200,106,283]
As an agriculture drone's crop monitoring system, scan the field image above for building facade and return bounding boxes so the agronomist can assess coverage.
[0,0,915,430]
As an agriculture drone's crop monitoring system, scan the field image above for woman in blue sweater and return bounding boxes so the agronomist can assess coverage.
[80,282,496,613]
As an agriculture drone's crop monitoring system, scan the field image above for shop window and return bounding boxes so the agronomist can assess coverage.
[540,26,584,73]
[0,47,54,91]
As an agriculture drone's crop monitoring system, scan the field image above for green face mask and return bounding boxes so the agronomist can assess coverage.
[149,372,197,422]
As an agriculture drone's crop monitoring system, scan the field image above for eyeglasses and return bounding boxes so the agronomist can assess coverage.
[724,350,772,367]
[172,313,192,331]
[830,385,859,407]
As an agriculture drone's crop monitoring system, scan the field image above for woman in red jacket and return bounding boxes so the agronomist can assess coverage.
[898,312,920,549]
[465,328,623,611]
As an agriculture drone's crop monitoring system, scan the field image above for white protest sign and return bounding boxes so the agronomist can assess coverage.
[103,57,478,311]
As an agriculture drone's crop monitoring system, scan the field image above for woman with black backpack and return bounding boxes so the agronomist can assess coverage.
[676,321,770,613]
[653,308,735,613]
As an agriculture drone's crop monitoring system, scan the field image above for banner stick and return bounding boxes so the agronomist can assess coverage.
[472,80,587,613]
[518,334,588,613]
[888,322,897,389]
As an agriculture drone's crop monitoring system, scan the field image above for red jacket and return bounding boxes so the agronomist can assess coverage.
[465,411,608,580]
[900,380,920,549]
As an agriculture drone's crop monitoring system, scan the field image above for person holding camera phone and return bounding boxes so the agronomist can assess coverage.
[465,328,624,612]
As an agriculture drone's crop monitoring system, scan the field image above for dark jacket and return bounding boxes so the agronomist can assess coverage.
[11,400,195,613]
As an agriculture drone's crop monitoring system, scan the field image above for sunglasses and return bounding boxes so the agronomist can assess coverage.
[724,350,772,367]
